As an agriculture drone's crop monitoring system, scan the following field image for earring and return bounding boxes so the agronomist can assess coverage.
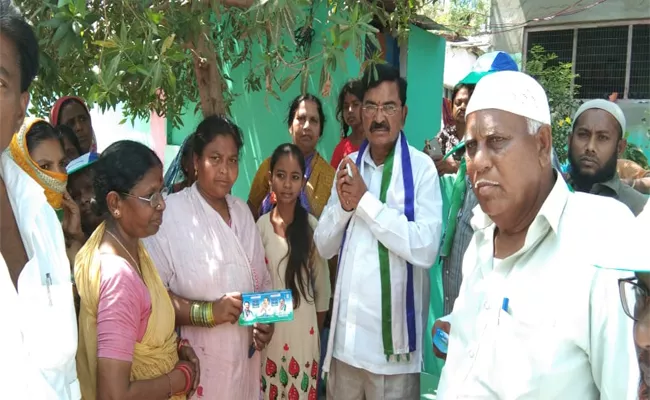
[114,210,120,217]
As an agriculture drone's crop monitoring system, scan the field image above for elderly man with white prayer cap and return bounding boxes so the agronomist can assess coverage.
[567,99,647,215]
[433,71,640,399]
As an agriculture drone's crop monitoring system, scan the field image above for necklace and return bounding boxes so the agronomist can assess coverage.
[106,230,143,276]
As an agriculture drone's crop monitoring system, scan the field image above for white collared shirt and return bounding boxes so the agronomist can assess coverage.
[0,153,80,399]
[315,144,443,375]
[437,174,639,400]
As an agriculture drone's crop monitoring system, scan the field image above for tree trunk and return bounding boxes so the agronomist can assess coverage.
[191,29,226,117]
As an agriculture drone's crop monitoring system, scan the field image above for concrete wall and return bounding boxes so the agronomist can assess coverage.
[490,0,650,53]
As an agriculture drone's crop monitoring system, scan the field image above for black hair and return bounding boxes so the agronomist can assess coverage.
[0,0,39,93]
[56,124,82,155]
[180,133,195,178]
[193,115,244,157]
[26,121,64,155]
[269,143,314,309]
[92,140,162,216]
[287,93,326,137]
[451,83,475,103]
[336,80,364,138]
[56,98,89,126]
[360,63,407,105]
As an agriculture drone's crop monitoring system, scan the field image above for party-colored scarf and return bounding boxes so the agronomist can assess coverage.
[259,152,314,216]
[7,117,68,215]
[339,132,416,360]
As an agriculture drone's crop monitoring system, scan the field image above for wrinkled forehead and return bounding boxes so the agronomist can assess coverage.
[465,109,529,140]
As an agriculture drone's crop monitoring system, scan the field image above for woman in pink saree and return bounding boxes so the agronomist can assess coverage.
[144,116,274,399]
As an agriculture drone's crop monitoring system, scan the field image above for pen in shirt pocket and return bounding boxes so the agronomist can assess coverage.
[499,297,509,323]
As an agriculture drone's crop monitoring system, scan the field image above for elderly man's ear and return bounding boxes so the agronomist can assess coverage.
[536,124,553,168]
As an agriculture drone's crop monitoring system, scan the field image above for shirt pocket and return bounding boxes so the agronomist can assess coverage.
[491,310,557,398]
[19,259,77,371]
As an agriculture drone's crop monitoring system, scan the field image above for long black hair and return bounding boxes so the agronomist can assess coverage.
[336,79,364,138]
[270,143,314,309]
[287,93,326,137]
[92,140,162,216]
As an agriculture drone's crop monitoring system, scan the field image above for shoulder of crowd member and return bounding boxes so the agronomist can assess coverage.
[617,182,649,217]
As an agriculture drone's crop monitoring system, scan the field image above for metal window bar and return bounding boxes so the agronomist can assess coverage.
[574,26,629,99]
[629,24,650,99]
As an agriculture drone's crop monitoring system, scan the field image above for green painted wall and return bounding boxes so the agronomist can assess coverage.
[404,26,446,149]
[167,3,361,199]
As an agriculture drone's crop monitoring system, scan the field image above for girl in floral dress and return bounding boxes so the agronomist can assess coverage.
[257,143,331,400]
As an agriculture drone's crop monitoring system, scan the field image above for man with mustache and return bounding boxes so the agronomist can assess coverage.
[315,64,442,399]
[433,71,638,399]
[568,99,647,215]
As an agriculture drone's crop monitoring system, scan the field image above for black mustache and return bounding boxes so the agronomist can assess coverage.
[370,122,390,132]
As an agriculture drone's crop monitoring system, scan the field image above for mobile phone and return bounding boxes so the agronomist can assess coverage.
[433,328,449,354]
[425,140,443,158]
[346,163,353,178]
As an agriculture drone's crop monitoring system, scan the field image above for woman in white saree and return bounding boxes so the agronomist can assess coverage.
[145,115,274,399]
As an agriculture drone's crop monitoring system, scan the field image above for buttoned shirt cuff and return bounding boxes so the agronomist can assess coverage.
[356,191,383,223]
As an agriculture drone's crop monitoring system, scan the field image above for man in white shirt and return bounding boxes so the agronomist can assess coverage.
[314,64,443,399]
[0,1,80,398]
[433,71,638,399]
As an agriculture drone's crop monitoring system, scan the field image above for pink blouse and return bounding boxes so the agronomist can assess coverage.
[96,254,151,362]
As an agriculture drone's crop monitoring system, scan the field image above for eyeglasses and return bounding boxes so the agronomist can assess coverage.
[618,277,650,321]
[121,187,169,209]
[361,104,401,117]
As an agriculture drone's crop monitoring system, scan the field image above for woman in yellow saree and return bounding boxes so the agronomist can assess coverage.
[248,94,335,220]
[75,140,200,399]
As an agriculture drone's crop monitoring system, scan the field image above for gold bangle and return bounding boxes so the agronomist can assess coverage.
[205,301,215,327]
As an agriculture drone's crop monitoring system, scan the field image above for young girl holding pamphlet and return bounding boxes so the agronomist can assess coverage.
[257,144,331,400]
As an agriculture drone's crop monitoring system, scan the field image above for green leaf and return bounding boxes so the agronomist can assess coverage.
[279,73,297,92]
[167,70,177,93]
[52,23,70,44]
[151,62,162,95]
[41,18,63,30]
[106,54,122,82]
[94,40,118,48]
[161,34,175,55]
[57,0,71,7]
[119,118,127,125]
[58,34,74,57]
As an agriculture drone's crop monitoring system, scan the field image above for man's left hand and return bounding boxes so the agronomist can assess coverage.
[339,158,367,211]
[253,323,275,351]
[434,156,459,176]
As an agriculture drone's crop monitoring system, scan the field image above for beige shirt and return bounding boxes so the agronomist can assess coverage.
[437,174,639,400]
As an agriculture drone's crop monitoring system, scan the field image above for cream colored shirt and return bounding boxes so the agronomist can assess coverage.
[437,174,639,400]
[0,153,80,399]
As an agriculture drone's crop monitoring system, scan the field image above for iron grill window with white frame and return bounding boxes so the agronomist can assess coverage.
[525,22,650,100]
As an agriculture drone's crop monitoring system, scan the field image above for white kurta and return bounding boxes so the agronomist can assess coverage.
[437,174,639,400]
[314,144,443,376]
[0,153,80,399]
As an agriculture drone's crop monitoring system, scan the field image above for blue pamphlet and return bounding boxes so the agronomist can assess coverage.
[433,328,449,354]
[239,290,294,326]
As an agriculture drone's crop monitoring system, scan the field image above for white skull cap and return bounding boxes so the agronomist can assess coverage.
[572,99,626,134]
[465,70,551,125]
